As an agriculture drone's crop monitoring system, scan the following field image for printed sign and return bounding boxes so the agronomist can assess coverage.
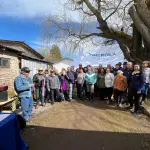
[73,44,125,67]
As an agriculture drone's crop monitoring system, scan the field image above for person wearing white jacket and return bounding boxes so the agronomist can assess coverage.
[105,68,114,104]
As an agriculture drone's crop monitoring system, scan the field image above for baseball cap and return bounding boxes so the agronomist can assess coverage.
[123,62,127,65]
[50,70,54,73]
[21,67,31,73]
[38,68,43,71]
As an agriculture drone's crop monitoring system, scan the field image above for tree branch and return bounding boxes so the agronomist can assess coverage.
[104,0,122,21]
[71,32,108,39]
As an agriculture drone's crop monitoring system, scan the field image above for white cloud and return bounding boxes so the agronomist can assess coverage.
[0,0,81,21]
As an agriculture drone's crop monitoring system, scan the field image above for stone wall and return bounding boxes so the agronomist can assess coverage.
[0,51,19,90]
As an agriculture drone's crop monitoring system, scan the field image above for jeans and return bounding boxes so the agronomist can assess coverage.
[86,84,94,93]
[77,83,84,99]
[141,83,149,102]
[20,97,33,121]
[128,87,141,112]
[69,83,73,99]
[50,89,61,103]
[114,89,124,104]
[62,90,69,100]
[36,88,44,104]
[45,89,50,103]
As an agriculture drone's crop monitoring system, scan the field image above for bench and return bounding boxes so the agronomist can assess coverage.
[0,98,17,112]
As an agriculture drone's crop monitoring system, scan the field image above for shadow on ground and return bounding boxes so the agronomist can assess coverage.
[23,125,150,150]
[74,98,150,119]
[75,99,129,112]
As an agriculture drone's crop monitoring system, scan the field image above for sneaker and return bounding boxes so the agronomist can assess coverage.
[41,103,46,107]
[131,110,139,115]
[51,102,54,105]
[106,100,110,104]
[35,104,40,109]
[140,101,145,106]
[119,103,123,108]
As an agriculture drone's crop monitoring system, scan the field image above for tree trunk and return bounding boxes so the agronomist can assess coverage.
[134,0,150,30]
[132,25,142,56]
[129,5,150,46]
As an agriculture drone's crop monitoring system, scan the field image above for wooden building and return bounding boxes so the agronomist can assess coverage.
[0,40,52,90]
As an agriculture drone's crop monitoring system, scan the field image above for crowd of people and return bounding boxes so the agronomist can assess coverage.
[14,61,150,122]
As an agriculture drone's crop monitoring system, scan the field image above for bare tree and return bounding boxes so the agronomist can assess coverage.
[41,0,150,62]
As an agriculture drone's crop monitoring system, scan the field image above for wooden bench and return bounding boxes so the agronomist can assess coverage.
[0,98,17,112]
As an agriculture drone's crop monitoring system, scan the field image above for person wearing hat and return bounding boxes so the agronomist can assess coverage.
[14,67,34,122]
[33,68,46,108]
[114,70,127,107]
[123,62,127,71]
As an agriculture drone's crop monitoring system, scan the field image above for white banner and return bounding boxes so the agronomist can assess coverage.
[73,44,126,67]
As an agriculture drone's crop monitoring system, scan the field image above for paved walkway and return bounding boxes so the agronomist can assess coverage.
[23,100,150,150]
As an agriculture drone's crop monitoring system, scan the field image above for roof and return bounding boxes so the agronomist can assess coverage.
[21,54,53,64]
[0,39,44,59]
[0,45,22,53]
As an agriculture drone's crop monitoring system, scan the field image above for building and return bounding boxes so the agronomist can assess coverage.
[0,40,52,90]
[53,58,74,72]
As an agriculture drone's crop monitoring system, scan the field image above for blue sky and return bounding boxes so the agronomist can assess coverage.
[0,16,42,49]
[0,0,81,51]
[0,0,124,64]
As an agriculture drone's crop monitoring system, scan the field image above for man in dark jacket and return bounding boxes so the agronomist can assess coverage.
[123,62,133,85]
[123,62,133,107]
[67,67,75,100]
[33,68,46,108]
[128,64,144,113]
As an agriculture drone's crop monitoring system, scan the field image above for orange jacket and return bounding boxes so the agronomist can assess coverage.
[114,74,127,91]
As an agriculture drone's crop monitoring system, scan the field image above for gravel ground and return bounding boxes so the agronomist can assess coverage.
[22,100,150,150]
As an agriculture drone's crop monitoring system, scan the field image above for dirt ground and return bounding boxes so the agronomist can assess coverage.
[23,100,150,150]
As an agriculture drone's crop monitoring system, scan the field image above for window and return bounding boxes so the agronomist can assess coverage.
[0,58,10,68]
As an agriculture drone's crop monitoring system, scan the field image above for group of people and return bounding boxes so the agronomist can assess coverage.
[14,61,150,122]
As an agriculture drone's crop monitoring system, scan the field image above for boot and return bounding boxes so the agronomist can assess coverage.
[91,93,94,102]
[87,92,90,101]
[89,93,92,102]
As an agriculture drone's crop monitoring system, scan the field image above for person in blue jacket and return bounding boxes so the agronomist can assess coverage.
[14,67,34,122]
[85,66,97,102]
[128,64,144,114]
